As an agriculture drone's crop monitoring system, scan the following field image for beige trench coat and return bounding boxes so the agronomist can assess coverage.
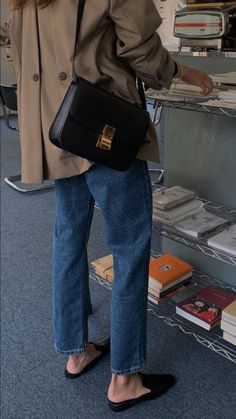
[1,0,176,183]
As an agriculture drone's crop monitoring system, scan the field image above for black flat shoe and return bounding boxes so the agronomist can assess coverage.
[64,336,110,379]
[108,373,176,412]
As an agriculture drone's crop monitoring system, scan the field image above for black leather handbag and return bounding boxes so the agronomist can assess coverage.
[49,0,150,171]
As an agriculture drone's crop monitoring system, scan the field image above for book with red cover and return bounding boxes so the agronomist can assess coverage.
[149,253,193,290]
[176,286,236,330]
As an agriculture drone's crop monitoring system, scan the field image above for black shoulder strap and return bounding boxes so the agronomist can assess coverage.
[72,0,147,110]
[72,0,86,83]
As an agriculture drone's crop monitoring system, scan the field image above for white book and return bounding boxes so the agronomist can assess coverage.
[221,319,236,336]
[210,72,236,85]
[153,199,203,222]
[222,300,236,325]
[174,209,230,238]
[153,205,203,225]
[152,186,195,211]
[218,90,236,104]
[223,331,236,346]
[207,224,236,257]
[148,292,159,306]
[175,306,216,331]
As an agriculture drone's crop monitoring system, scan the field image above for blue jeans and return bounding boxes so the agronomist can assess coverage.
[52,160,153,374]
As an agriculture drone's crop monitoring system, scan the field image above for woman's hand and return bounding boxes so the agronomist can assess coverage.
[176,63,214,96]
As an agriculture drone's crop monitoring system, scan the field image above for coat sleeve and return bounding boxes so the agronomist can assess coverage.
[0,17,14,67]
[109,0,176,89]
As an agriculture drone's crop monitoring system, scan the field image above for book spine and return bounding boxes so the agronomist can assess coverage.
[223,331,236,346]
[222,311,236,326]
[221,319,236,336]
[149,271,192,290]
[148,293,159,305]
[159,277,192,298]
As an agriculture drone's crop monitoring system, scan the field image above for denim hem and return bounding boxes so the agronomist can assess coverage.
[55,344,87,355]
[111,361,144,375]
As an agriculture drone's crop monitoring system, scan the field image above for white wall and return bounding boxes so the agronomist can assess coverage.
[1,0,16,85]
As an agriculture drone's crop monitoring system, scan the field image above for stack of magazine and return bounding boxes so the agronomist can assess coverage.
[153,186,230,238]
[153,186,203,225]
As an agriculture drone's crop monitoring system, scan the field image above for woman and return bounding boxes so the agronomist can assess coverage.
[1,0,213,412]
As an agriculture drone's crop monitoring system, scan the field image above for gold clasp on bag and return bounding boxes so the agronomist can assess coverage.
[96,125,116,151]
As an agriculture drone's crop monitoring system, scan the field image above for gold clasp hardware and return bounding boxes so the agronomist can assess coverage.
[96,125,116,151]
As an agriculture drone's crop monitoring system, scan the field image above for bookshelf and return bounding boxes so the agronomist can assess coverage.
[146,91,236,122]
[152,187,236,268]
[89,261,236,365]
[91,188,236,364]
[148,54,236,284]
[90,87,236,364]
[91,174,236,361]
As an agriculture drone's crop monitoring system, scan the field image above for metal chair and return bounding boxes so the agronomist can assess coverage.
[0,84,54,193]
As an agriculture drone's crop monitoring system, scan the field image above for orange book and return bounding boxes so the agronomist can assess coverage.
[149,254,193,289]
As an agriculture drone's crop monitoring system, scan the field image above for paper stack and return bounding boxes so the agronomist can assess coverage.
[170,81,218,99]
[210,72,236,86]
[153,186,203,225]
[218,90,236,104]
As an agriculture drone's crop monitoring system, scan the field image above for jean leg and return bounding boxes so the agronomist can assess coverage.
[52,175,94,354]
[86,161,152,374]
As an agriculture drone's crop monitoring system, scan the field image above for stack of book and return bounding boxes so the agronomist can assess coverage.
[91,254,114,282]
[153,186,203,225]
[148,253,193,305]
[207,224,236,257]
[218,90,236,105]
[174,209,230,238]
[170,81,218,99]
[221,300,236,346]
[176,285,236,330]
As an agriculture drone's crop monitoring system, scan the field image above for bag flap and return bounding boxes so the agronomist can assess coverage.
[69,78,150,145]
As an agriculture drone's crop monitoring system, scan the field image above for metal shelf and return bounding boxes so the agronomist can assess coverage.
[159,228,236,267]
[89,265,236,364]
[152,188,236,267]
[148,303,236,365]
[146,91,236,120]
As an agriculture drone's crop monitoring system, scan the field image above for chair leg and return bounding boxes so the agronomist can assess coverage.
[0,103,18,131]
[4,175,54,193]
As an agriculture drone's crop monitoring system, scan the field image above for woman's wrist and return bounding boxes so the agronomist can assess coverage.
[174,62,184,80]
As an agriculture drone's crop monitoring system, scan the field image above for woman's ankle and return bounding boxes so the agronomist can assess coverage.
[111,373,140,386]
[108,373,150,402]
[67,344,100,373]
